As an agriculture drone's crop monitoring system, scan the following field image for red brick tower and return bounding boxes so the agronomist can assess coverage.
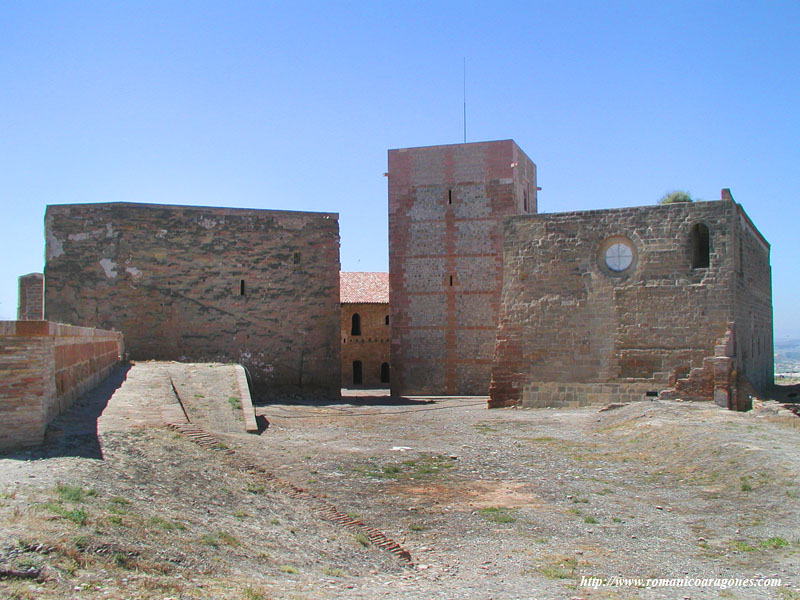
[388,140,537,396]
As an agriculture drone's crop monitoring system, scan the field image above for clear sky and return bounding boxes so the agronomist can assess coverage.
[1,1,798,338]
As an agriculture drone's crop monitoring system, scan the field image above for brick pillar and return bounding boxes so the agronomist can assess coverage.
[17,273,44,320]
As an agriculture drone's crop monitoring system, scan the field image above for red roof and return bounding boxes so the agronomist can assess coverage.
[340,272,389,304]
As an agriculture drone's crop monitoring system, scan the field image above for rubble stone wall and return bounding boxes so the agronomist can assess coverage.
[44,203,341,397]
[489,199,772,408]
[17,273,44,320]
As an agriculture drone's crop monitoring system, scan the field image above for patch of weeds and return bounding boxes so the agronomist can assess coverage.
[729,540,757,552]
[270,517,279,525]
[612,517,624,523]
[195,394,205,398]
[361,455,454,480]
[38,501,89,526]
[242,588,270,600]
[528,436,556,442]
[217,531,240,546]
[55,484,97,503]
[409,522,426,532]
[759,537,789,549]
[228,396,242,410]
[779,589,800,600]
[109,496,130,506]
[246,483,266,495]
[200,534,219,548]
[303,455,312,460]
[473,423,497,434]
[786,489,799,500]
[583,515,599,524]
[354,533,370,547]
[279,565,299,574]
[213,441,229,450]
[323,566,345,577]
[234,509,249,520]
[567,507,583,516]
[108,515,124,526]
[2,489,17,499]
[148,516,186,531]
[479,506,517,524]
[572,497,589,504]
[73,535,91,550]
[539,556,577,579]
[346,512,360,519]
[741,476,753,492]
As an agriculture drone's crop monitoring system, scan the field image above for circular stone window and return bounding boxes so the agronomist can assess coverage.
[598,236,637,276]
[605,242,633,272]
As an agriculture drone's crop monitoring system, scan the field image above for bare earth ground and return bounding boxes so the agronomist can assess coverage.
[1,362,800,599]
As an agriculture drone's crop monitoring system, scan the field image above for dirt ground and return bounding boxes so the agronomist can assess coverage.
[1,363,800,599]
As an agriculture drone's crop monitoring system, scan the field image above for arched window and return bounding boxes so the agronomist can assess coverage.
[691,223,710,269]
[351,313,361,336]
[380,362,390,384]
[353,360,363,385]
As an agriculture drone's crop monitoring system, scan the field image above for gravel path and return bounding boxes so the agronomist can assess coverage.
[1,363,799,599]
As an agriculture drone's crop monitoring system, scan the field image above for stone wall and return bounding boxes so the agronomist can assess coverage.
[17,273,44,320]
[44,202,341,397]
[0,321,124,451]
[490,198,772,408]
[389,140,537,396]
[341,303,390,387]
[731,199,773,392]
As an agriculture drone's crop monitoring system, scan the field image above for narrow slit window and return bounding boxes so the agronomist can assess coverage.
[240,280,245,296]
[353,360,363,385]
[385,315,389,325]
[448,189,452,204]
[690,223,710,269]
[351,313,361,336]
[449,275,453,286]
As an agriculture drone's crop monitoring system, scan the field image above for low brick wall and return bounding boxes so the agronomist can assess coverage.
[0,321,124,451]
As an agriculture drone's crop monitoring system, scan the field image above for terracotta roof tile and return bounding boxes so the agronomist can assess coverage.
[340,272,389,304]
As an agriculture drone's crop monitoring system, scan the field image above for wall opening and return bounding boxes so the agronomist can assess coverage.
[353,360,363,385]
[351,313,361,336]
[448,189,452,205]
[380,362,390,383]
[385,315,389,325]
[523,190,528,212]
[691,223,710,269]
[449,275,453,286]
[240,280,245,296]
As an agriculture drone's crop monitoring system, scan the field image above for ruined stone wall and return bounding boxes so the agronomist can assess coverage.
[44,203,340,397]
[490,200,742,408]
[389,140,536,396]
[17,273,44,320]
[341,303,390,387]
[732,202,773,391]
[0,321,124,450]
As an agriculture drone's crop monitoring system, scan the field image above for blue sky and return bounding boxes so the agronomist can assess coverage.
[1,1,798,338]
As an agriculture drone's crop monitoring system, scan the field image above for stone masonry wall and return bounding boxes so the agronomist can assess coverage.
[17,273,44,320]
[732,200,773,392]
[0,321,124,451]
[490,200,742,408]
[44,203,341,397]
[389,140,537,396]
[341,303,390,387]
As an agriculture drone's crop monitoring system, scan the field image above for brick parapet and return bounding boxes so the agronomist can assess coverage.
[0,320,124,451]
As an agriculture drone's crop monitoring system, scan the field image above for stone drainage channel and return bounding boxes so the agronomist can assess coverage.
[166,380,414,566]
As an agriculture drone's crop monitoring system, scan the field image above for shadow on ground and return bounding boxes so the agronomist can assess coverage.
[253,390,437,408]
[1,364,132,462]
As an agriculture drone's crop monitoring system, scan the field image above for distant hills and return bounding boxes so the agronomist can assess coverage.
[775,338,800,373]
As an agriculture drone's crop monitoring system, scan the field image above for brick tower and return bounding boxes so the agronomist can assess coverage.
[388,140,537,396]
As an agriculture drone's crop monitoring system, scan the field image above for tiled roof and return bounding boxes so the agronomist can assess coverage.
[340,272,389,304]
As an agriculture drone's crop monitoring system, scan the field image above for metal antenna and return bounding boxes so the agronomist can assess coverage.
[463,57,467,143]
